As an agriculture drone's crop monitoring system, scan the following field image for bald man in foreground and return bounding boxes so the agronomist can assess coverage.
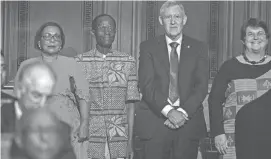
[10,107,76,159]
[1,61,57,133]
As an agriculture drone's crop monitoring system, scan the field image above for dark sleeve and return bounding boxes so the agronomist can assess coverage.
[138,42,169,115]
[181,43,209,118]
[208,60,231,137]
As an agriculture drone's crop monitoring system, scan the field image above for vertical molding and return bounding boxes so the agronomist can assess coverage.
[82,1,93,52]
[209,1,219,79]
[146,1,156,39]
[17,1,29,68]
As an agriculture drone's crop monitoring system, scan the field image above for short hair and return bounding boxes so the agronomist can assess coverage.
[14,61,57,93]
[241,18,270,42]
[160,0,186,17]
[92,14,116,31]
[34,22,65,50]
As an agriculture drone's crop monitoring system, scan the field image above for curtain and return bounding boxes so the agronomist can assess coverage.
[218,1,271,67]
[2,1,19,82]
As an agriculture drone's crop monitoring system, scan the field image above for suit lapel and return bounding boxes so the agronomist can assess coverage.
[157,35,170,73]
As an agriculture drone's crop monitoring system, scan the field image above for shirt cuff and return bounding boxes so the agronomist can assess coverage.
[161,105,174,117]
[177,107,189,120]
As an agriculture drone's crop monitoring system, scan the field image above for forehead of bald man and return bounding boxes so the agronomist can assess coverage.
[19,61,57,86]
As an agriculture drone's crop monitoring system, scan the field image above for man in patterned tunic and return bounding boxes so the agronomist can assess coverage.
[76,14,140,159]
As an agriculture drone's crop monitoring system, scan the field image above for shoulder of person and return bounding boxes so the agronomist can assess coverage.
[19,57,41,68]
[183,35,206,47]
[74,49,96,62]
[111,50,136,61]
[140,35,162,48]
[218,57,237,71]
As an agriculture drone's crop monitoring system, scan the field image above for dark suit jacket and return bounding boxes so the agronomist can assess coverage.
[135,35,209,140]
[1,91,17,133]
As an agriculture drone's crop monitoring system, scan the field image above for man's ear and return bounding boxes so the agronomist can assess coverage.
[90,28,95,37]
[159,16,163,26]
[15,84,23,99]
[182,14,187,26]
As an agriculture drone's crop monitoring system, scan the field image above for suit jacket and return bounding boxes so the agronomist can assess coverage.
[135,35,209,139]
[1,91,17,133]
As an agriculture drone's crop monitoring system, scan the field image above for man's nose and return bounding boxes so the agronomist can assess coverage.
[39,96,47,107]
[253,35,259,40]
[170,17,176,24]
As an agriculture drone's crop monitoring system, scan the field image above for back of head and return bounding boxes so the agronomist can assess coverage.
[13,107,72,159]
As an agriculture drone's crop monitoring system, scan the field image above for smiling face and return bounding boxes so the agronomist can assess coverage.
[39,26,62,55]
[93,16,116,48]
[244,26,268,54]
[159,5,187,40]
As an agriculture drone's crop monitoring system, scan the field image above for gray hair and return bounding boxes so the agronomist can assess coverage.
[160,0,186,17]
[14,61,57,94]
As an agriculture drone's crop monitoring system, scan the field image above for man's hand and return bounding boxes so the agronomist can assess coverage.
[215,134,228,155]
[127,139,134,159]
[167,109,186,128]
[164,119,178,129]
[77,122,89,143]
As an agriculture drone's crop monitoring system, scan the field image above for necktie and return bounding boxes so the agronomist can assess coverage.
[169,42,179,103]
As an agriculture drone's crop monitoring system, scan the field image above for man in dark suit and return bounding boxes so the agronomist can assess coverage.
[134,1,209,159]
[1,60,57,133]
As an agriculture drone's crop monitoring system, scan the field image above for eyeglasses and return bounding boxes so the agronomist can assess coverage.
[162,14,183,21]
[97,25,116,34]
[42,33,62,41]
[246,32,266,39]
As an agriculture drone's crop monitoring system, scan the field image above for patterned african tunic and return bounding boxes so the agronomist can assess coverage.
[76,49,140,159]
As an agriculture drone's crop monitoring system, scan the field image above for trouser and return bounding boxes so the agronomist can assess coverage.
[133,126,199,159]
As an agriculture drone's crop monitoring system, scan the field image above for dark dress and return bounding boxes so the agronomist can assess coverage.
[209,58,271,159]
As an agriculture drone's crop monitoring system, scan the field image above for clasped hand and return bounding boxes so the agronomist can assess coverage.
[165,109,187,129]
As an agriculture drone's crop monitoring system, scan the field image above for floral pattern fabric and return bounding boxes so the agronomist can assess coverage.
[76,49,140,159]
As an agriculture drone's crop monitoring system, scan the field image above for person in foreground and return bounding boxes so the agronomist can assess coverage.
[10,107,76,159]
[1,60,56,133]
[134,1,209,159]
[208,18,271,159]
[76,14,140,159]
[15,21,91,159]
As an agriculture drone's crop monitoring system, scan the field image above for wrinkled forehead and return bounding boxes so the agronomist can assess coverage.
[24,72,55,93]
[97,16,115,28]
[162,5,184,16]
[246,26,265,33]
[42,26,61,35]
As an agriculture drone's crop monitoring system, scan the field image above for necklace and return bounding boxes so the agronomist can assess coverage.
[242,53,267,65]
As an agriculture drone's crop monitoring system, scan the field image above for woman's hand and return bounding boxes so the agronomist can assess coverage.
[215,134,228,155]
[77,122,89,143]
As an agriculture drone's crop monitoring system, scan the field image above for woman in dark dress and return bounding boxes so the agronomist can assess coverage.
[208,18,271,159]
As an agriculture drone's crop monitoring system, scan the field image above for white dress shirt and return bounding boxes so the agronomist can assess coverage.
[161,35,188,119]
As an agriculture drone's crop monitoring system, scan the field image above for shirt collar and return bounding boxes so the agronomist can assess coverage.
[165,34,183,46]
